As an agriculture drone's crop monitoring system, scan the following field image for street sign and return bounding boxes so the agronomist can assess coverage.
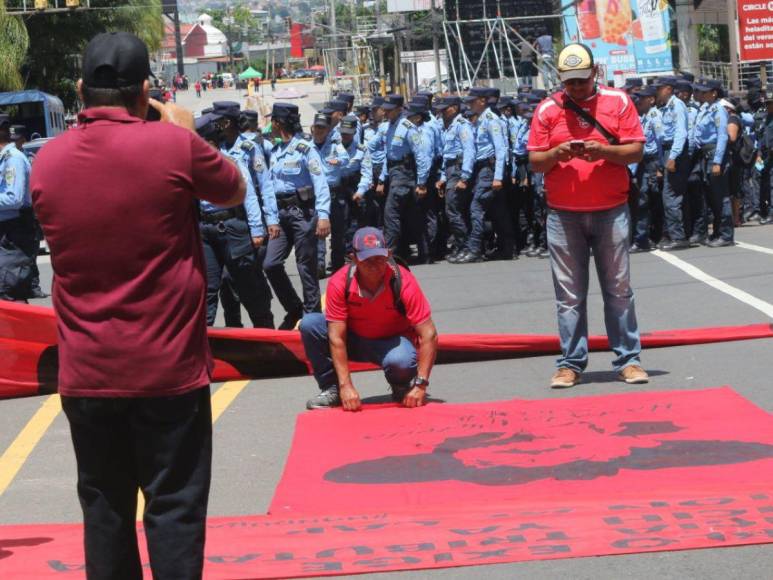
[400,49,447,63]
[737,0,773,62]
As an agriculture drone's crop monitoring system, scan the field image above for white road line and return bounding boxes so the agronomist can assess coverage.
[735,240,773,256]
[651,249,773,319]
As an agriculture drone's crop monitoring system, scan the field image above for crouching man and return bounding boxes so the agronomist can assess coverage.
[300,227,438,411]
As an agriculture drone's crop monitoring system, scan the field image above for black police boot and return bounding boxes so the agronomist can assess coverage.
[454,251,485,264]
[688,234,707,246]
[278,308,304,331]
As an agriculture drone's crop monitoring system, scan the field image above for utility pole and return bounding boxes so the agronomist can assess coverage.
[431,0,442,90]
[726,0,739,92]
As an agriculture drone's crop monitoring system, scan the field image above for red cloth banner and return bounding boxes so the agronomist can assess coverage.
[737,0,773,62]
[1,388,772,578]
[290,23,304,59]
[2,300,773,399]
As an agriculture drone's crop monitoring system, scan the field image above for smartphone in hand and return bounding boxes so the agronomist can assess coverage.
[570,140,585,154]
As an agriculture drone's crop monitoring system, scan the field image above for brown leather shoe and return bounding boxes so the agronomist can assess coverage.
[619,364,649,384]
[550,368,580,388]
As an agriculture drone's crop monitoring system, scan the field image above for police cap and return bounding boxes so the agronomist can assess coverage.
[412,95,430,106]
[636,85,657,98]
[531,89,548,99]
[406,101,428,116]
[674,80,693,94]
[355,105,370,116]
[312,112,331,127]
[678,71,695,82]
[241,109,259,122]
[339,114,358,134]
[212,101,241,119]
[416,90,434,101]
[624,77,643,89]
[381,94,404,110]
[652,76,678,88]
[9,125,28,140]
[271,102,299,119]
[371,96,385,107]
[486,87,501,99]
[337,92,354,105]
[195,112,224,140]
[434,96,462,110]
[324,100,348,114]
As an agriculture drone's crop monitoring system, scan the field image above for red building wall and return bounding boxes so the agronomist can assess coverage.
[184,27,208,58]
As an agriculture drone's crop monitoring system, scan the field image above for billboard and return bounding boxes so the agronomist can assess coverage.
[737,0,773,62]
[562,0,673,80]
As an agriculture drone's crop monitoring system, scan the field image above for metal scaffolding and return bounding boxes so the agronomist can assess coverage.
[322,44,377,102]
[442,12,564,93]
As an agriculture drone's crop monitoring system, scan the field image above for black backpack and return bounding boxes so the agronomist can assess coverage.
[344,258,407,316]
[737,133,757,167]
[0,236,33,301]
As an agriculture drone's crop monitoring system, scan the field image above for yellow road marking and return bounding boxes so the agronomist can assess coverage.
[0,395,62,496]
[136,380,250,519]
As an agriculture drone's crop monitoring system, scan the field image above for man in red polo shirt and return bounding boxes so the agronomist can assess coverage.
[30,32,244,580]
[300,227,438,411]
[528,43,649,389]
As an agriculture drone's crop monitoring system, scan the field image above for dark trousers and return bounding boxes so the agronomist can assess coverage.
[318,189,349,273]
[61,387,212,580]
[633,156,662,248]
[661,148,690,241]
[201,219,273,328]
[444,164,471,251]
[694,152,734,242]
[760,161,773,217]
[264,204,320,314]
[384,165,417,260]
[466,164,514,256]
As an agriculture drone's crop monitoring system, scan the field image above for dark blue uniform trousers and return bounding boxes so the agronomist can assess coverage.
[633,155,662,248]
[264,204,321,314]
[201,219,273,328]
[443,163,471,252]
[661,148,690,241]
[62,387,212,580]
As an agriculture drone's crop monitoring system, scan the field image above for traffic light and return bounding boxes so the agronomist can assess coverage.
[34,0,47,10]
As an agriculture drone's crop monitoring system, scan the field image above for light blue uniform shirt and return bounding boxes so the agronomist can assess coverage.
[686,103,699,154]
[659,95,689,159]
[241,130,273,162]
[475,108,507,181]
[694,101,729,165]
[364,122,386,166]
[270,134,331,219]
[440,114,476,182]
[372,116,432,185]
[342,139,366,180]
[0,143,31,222]
[198,145,264,238]
[417,122,438,173]
[234,134,278,226]
[511,116,529,159]
[314,133,349,188]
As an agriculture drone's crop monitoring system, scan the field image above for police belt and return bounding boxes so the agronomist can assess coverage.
[515,154,529,164]
[386,154,415,171]
[444,156,463,168]
[662,141,685,156]
[474,157,496,169]
[330,185,350,199]
[200,206,246,224]
[642,153,660,162]
[276,192,314,210]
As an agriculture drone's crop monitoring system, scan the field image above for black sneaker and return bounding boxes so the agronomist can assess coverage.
[278,308,303,331]
[306,386,341,410]
[390,383,411,403]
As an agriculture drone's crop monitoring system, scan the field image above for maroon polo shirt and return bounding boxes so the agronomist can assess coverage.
[31,107,241,398]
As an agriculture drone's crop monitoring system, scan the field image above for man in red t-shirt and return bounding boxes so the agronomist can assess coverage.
[527,43,649,389]
[30,32,244,580]
[300,227,438,411]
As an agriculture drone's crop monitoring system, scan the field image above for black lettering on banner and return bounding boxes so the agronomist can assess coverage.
[612,537,677,549]
[680,497,734,507]
[538,531,570,541]
[207,553,263,564]
[448,540,468,548]
[463,548,513,560]
[316,545,374,558]
[386,543,435,553]
[528,544,571,555]
[450,525,500,535]
[302,561,343,572]
[750,494,770,501]
[506,522,553,532]
[479,535,526,546]
[433,552,454,563]
[47,561,86,572]
[604,514,668,536]
[672,512,693,520]
[275,552,294,561]
[353,556,421,568]
[331,524,387,532]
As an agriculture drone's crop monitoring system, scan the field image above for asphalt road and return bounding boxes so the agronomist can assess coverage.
[1,85,772,578]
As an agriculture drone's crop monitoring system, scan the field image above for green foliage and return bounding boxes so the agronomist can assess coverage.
[0,2,30,91]
[21,0,164,110]
[698,24,729,62]
[209,3,264,46]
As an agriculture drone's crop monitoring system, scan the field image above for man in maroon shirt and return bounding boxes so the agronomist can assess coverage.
[30,32,245,580]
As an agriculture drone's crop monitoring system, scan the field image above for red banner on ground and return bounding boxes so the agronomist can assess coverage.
[2,300,773,398]
[0,388,772,578]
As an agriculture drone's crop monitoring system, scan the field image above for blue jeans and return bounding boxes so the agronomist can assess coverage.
[546,204,642,372]
[299,312,417,391]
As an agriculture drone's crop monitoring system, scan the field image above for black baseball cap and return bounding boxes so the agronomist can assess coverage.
[82,32,154,88]
[312,112,331,127]
[339,114,358,134]
[213,101,241,119]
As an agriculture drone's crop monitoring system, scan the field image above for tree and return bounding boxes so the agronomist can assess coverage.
[22,0,164,110]
[0,2,30,91]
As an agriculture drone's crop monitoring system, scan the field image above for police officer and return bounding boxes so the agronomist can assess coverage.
[757,87,773,224]
[435,96,475,261]
[455,86,509,263]
[0,114,34,301]
[264,103,331,330]
[631,86,663,252]
[323,100,349,143]
[339,114,371,249]
[240,109,273,165]
[653,76,690,250]
[406,100,439,263]
[197,103,274,328]
[311,112,349,276]
[365,96,387,225]
[692,79,734,247]
[371,94,432,260]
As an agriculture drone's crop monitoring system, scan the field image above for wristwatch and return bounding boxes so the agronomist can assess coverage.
[412,376,429,389]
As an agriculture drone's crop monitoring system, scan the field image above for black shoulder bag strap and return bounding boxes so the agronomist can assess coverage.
[344,259,406,317]
[550,94,620,145]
